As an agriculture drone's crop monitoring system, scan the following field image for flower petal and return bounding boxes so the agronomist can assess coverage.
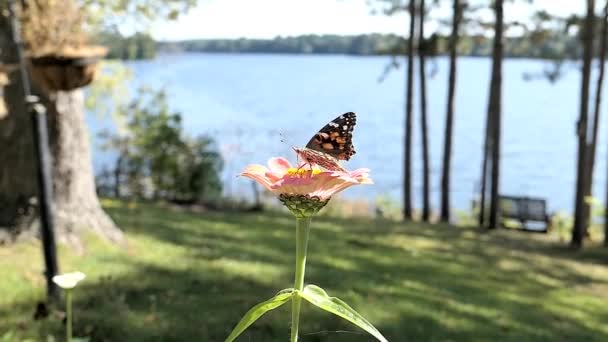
[242,164,268,177]
[240,155,373,206]
[268,157,292,174]
[241,164,275,191]
[52,272,86,289]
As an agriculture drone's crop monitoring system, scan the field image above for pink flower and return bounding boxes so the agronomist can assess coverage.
[241,157,372,200]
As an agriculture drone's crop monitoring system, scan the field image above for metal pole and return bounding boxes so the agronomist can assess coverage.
[9,0,60,301]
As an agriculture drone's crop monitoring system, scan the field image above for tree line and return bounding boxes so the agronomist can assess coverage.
[95,31,157,60]
[158,32,579,59]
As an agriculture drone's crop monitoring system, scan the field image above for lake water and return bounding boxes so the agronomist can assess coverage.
[87,53,608,214]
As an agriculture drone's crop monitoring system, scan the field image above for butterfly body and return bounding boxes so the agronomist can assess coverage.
[294,147,347,172]
[296,112,357,171]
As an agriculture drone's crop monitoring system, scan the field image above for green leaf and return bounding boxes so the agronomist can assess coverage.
[225,288,295,342]
[300,285,388,342]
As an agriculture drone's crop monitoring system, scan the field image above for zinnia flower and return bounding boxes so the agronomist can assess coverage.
[228,154,387,342]
[52,272,86,289]
[241,157,372,217]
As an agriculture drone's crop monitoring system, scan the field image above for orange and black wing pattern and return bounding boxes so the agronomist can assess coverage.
[305,112,356,161]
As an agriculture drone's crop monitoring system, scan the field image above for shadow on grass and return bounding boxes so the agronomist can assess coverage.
[2,202,608,341]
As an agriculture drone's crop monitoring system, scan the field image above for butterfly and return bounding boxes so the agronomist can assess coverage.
[294,112,357,172]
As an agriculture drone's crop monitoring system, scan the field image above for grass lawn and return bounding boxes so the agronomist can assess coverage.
[1,200,608,341]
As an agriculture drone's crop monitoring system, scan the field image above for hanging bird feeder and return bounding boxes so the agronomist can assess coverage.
[27,46,107,92]
[18,0,107,92]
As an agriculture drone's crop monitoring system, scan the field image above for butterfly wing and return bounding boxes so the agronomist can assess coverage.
[305,112,357,161]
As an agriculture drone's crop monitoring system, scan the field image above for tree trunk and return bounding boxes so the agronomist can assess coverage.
[0,15,123,245]
[0,15,38,238]
[0,21,38,240]
[487,0,504,230]
[114,153,123,198]
[478,109,493,227]
[479,140,487,224]
[572,0,596,249]
[585,0,608,235]
[403,0,416,221]
[600,1,608,248]
[479,0,504,229]
[418,0,431,222]
[440,0,461,223]
[45,90,124,243]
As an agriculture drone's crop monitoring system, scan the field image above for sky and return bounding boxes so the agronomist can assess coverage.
[150,0,585,41]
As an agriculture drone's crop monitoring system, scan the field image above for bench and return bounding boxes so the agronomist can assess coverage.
[499,195,550,232]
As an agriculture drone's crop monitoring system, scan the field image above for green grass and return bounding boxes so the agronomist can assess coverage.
[1,200,608,341]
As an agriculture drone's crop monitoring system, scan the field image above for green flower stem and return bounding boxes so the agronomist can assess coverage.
[291,216,311,342]
[66,289,72,342]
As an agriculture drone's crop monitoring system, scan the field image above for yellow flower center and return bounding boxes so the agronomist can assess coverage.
[287,167,321,176]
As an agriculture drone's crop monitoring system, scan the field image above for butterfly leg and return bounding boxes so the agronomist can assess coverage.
[296,162,314,177]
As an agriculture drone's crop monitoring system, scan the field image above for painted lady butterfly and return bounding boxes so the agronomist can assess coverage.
[294,112,357,171]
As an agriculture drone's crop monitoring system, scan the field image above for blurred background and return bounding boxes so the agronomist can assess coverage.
[90,0,592,214]
[1,0,608,341]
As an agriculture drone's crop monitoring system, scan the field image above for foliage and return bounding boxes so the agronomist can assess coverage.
[82,0,196,27]
[584,196,607,241]
[226,285,389,342]
[19,0,89,55]
[225,288,294,342]
[86,61,133,125]
[373,194,402,220]
[299,284,388,342]
[100,88,223,202]
[16,0,194,55]
[547,203,607,243]
[1,201,608,341]
[551,210,574,242]
[96,30,156,60]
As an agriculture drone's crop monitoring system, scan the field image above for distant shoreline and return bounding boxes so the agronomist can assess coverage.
[100,32,578,61]
[150,51,568,62]
[156,33,575,60]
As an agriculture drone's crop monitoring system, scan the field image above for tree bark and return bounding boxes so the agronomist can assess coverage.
[479,0,503,229]
[572,0,596,249]
[487,0,504,230]
[418,0,431,222]
[46,90,124,244]
[0,14,39,240]
[585,0,608,235]
[403,0,416,221]
[440,0,461,223]
[599,1,608,248]
[478,108,493,227]
[0,14,123,245]
[114,153,123,198]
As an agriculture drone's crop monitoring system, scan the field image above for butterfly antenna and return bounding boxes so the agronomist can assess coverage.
[279,131,289,145]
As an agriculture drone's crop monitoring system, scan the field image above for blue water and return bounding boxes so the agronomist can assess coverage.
[87,53,607,213]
